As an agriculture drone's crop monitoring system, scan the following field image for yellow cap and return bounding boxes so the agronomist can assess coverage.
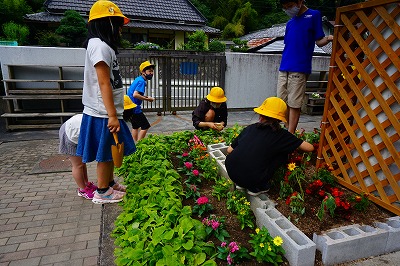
[253,97,287,122]
[89,0,130,25]
[206,87,227,103]
[139,61,155,72]
[123,95,137,110]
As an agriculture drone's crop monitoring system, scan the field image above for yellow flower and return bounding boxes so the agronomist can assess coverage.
[259,243,264,248]
[245,201,250,206]
[288,162,296,171]
[273,236,283,246]
[232,196,236,200]
[240,210,246,215]
[255,228,260,234]
[268,245,272,251]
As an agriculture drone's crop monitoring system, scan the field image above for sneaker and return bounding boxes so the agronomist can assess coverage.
[235,184,245,191]
[247,188,270,196]
[86,182,98,193]
[92,187,124,204]
[77,187,95,200]
[112,182,127,192]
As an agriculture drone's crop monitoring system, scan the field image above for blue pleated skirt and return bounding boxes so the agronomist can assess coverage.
[76,114,136,163]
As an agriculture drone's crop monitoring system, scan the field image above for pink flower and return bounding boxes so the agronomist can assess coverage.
[211,220,220,230]
[227,254,233,265]
[184,162,193,169]
[228,242,239,253]
[192,169,199,176]
[196,196,209,205]
[190,184,197,192]
[221,242,227,247]
[182,152,189,157]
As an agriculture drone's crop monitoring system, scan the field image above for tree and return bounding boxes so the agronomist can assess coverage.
[232,2,258,34]
[2,21,29,45]
[55,10,87,47]
[184,30,208,51]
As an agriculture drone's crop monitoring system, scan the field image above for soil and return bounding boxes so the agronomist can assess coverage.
[172,156,394,266]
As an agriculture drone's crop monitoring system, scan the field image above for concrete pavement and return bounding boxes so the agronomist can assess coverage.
[0,110,398,265]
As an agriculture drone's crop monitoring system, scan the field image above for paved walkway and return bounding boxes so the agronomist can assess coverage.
[0,111,398,265]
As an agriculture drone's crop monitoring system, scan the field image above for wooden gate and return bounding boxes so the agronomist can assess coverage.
[317,0,400,215]
[117,50,226,114]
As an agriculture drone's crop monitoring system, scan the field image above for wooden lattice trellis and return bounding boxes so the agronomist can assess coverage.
[317,0,400,215]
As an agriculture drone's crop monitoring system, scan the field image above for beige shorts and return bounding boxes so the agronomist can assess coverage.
[277,71,307,108]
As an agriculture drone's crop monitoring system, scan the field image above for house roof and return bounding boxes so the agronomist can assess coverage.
[25,0,220,34]
[241,22,333,54]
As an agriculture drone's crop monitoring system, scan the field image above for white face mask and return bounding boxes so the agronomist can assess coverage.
[284,5,300,18]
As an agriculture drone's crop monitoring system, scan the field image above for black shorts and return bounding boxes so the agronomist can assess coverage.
[128,112,151,130]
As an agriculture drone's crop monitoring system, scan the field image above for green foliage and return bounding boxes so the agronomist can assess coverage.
[226,190,254,229]
[232,2,258,33]
[349,193,370,212]
[35,30,61,47]
[212,177,233,200]
[249,227,285,265]
[230,37,248,52]
[202,215,230,242]
[312,167,337,186]
[317,193,337,221]
[216,241,251,265]
[222,22,245,39]
[210,15,229,31]
[208,39,226,52]
[55,10,87,47]
[184,30,208,51]
[0,0,32,26]
[2,21,29,44]
[120,38,132,49]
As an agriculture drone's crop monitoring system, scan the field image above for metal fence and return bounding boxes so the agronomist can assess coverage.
[118,50,226,114]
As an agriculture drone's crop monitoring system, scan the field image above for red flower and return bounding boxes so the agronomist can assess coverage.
[341,201,351,210]
[355,195,362,202]
[335,197,341,206]
[315,180,323,187]
[197,196,209,205]
[305,189,312,195]
[318,190,325,197]
[184,162,193,169]
[286,197,291,205]
[192,169,199,176]
[331,188,343,197]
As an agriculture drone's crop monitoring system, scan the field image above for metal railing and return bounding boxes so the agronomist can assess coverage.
[118,50,226,114]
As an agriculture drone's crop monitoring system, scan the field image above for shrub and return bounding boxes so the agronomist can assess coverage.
[208,40,226,52]
[133,41,160,50]
[55,10,87,47]
[184,30,207,51]
[230,38,248,52]
[2,22,29,45]
[35,31,61,47]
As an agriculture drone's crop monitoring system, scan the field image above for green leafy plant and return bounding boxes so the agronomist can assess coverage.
[317,193,337,221]
[226,191,254,229]
[212,177,233,200]
[185,168,202,184]
[184,30,208,51]
[2,21,29,45]
[193,196,213,217]
[185,183,201,199]
[249,227,285,265]
[349,193,370,212]
[216,241,250,265]
[208,40,226,52]
[202,215,230,242]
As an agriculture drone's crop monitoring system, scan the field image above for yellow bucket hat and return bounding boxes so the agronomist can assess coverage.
[89,0,130,25]
[123,95,137,110]
[139,61,155,72]
[254,97,287,123]
[206,87,227,103]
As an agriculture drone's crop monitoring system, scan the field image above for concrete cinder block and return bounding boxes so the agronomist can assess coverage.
[215,159,230,179]
[247,194,276,211]
[313,224,389,265]
[207,143,227,153]
[374,216,400,253]
[255,208,316,266]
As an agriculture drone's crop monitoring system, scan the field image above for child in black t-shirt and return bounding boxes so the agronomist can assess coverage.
[225,97,314,196]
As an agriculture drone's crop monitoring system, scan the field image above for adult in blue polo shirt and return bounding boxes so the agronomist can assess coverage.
[277,0,333,134]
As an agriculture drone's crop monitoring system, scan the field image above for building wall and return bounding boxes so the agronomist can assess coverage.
[0,46,330,109]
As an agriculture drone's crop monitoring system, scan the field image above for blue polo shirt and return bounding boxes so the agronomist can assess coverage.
[127,75,146,114]
[279,9,325,74]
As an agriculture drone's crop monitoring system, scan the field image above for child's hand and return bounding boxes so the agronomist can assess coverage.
[107,116,120,133]
[147,96,155,102]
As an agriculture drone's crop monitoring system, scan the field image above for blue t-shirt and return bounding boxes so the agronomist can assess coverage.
[279,9,325,74]
[127,75,146,114]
